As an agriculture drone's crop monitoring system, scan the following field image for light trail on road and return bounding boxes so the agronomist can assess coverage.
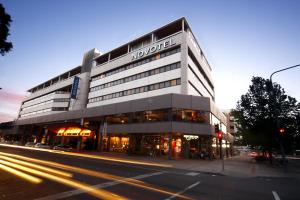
[0,163,42,184]
[0,144,172,167]
[0,158,128,200]
[0,151,191,200]
[0,155,73,177]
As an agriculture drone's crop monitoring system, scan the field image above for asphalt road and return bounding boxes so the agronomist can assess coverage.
[0,146,299,200]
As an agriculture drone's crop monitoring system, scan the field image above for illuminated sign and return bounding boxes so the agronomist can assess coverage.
[56,127,92,137]
[131,37,176,60]
[183,135,199,141]
[80,129,91,137]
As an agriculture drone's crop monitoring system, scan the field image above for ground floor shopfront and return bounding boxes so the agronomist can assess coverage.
[102,133,232,159]
[15,94,234,159]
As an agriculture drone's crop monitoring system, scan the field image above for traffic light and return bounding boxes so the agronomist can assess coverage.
[279,128,285,134]
[217,131,223,139]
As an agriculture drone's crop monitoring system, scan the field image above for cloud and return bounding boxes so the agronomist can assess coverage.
[0,111,17,122]
[0,91,25,123]
[0,91,25,104]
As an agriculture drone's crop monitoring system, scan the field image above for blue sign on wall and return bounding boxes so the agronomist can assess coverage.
[70,76,80,99]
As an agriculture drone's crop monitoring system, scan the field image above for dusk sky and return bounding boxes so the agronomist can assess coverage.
[0,0,299,122]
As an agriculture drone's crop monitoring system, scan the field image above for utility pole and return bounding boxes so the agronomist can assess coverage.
[270,64,300,169]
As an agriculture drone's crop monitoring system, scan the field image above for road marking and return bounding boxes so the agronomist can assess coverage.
[164,181,201,200]
[35,171,165,200]
[272,191,280,200]
[185,172,199,176]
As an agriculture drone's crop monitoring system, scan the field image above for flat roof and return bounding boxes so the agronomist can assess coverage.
[27,65,82,92]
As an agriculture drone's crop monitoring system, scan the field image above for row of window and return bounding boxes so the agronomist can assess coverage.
[90,62,181,92]
[104,109,210,124]
[89,78,181,103]
[23,92,55,107]
[20,108,52,118]
[22,98,70,111]
[20,106,69,118]
[91,47,181,81]
[23,91,70,108]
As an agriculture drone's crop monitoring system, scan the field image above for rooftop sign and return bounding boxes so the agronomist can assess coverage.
[131,37,176,60]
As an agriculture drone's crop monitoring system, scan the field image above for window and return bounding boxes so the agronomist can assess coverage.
[165,81,170,87]
[171,80,177,86]
[159,82,165,89]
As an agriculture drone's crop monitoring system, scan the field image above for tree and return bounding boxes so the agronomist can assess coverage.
[0,3,13,56]
[232,77,299,162]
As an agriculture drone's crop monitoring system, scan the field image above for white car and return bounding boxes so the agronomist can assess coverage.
[25,142,35,147]
[35,143,50,149]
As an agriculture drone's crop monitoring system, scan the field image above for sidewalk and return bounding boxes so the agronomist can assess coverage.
[79,151,300,178]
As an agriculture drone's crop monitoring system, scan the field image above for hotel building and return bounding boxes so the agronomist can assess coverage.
[15,17,234,159]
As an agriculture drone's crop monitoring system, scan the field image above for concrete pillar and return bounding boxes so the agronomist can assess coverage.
[97,123,102,152]
[77,137,82,151]
[168,132,172,160]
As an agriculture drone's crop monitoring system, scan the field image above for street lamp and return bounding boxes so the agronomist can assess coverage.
[269,64,300,167]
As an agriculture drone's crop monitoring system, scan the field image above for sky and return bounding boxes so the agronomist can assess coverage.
[0,0,300,122]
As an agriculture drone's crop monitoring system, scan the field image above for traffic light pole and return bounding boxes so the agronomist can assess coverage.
[270,64,300,169]
[219,138,224,171]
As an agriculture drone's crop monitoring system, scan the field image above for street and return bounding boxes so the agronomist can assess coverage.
[0,145,300,200]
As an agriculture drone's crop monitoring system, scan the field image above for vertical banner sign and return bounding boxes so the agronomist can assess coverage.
[71,76,80,99]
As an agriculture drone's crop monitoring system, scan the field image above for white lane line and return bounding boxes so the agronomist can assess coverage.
[272,191,281,200]
[185,172,199,176]
[35,171,165,200]
[165,181,201,200]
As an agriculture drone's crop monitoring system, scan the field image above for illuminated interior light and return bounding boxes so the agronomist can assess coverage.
[0,155,72,178]
[0,160,128,200]
[0,163,42,184]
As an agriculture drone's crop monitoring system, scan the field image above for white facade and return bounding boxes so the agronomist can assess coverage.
[87,20,215,108]
[18,18,217,121]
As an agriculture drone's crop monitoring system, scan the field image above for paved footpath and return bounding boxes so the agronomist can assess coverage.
[82,151,300,178]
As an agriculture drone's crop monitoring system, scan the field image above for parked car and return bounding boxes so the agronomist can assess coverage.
[35,143,50,149]
[13,141,22,145]
[25,142,35,147]
[53,144,74,152]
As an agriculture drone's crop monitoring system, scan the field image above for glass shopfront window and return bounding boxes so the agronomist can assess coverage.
[132,109,169,123]
[172,109,209,123]
[106,114,129,124]
[110,136,129,152]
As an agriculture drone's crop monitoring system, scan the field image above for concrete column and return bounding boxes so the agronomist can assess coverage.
[97,123,102,152]
[180,31,189,95]
[168,132,172,160]
[77,137,82,151]
[225,140,229,158]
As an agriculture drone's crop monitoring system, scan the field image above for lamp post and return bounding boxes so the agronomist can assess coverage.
[269,64,300,167]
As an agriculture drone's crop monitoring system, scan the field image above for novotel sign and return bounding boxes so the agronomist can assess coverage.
[131,37,176,60]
